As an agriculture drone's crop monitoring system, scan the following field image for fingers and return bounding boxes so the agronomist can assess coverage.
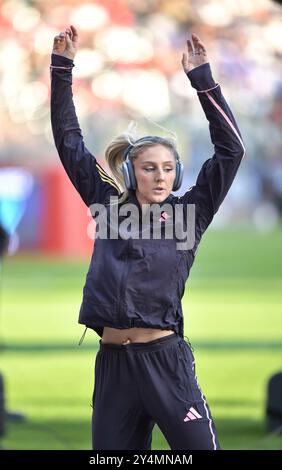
[54,32,65,43]
[182,32,208,73]
[70,25,78,42]
[65,26,72,40]
[62,25,78,48]
[54,26,77,44]
[186,36,194,55]
[53,32,66,51]
[191,33,206,53]
[65,28,72,46]
[185,33,207,55]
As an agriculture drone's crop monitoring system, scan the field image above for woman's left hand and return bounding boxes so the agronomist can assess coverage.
[181,33,209,74]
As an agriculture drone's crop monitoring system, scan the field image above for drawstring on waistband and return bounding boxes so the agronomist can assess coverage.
[78,327,88,346]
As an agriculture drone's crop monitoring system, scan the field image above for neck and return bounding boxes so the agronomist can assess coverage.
[135,192,151,214]
[135,192,149,207]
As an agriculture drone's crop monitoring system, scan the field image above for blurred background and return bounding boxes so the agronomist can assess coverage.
[0,0,281,450]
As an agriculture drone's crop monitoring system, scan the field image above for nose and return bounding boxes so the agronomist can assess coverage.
[155,168,165,181]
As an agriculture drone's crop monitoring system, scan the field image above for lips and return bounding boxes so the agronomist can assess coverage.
[153,187,165,191]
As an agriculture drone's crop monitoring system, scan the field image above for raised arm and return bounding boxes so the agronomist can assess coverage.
[50,25,120,207]
[179,34,245,232]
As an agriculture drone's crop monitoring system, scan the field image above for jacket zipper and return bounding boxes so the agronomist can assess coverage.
[118,238,132,324]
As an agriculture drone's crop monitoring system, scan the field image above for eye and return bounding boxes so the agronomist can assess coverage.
[144,167,155,172]
[164,168,173,172]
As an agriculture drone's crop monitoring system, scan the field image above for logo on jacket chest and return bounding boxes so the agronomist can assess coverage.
[88,196,195,250]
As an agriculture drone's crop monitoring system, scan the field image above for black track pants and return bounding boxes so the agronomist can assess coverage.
[92,332,220,450]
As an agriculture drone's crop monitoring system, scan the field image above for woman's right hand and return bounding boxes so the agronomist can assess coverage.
[52,25,78,61]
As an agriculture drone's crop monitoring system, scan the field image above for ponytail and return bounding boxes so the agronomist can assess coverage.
[104,122,137,205]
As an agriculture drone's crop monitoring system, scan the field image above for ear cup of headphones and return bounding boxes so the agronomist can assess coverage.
[122,160,137,190]
[172,160,184,191]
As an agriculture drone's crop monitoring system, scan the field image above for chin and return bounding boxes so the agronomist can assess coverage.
[150,193,168,204]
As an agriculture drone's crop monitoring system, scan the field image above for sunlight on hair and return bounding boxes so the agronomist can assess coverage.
[144,116,178,145]
[125,118,178,147]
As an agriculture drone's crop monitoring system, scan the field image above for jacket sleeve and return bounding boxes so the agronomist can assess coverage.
[178,62,246,238]
[50,54,120,207]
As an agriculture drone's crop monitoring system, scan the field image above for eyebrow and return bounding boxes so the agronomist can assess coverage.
[141,161,174,164]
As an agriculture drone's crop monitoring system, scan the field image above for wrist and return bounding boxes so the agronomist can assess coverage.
[186,62,217,91]
[51,53,74,67]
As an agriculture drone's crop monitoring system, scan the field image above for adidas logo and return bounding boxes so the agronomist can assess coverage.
[158,211,170,222]
[184,407,202,422]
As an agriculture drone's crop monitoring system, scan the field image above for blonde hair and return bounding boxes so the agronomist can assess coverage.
[105,121,178,205]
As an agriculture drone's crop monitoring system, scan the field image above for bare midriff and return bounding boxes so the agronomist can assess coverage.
[101,327,175,345]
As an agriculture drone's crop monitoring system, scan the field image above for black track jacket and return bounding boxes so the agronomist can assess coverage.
[50,54,245,339]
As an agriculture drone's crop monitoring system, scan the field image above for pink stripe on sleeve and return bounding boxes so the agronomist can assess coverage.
[205,91,246,159]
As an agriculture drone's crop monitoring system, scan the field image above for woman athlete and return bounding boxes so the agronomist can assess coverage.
[50,25,245,450]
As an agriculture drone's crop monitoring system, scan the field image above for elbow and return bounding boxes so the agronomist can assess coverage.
[235,132,246,161]
[231,142,245,161]
[235,144,246,162]
[240,147,246,161]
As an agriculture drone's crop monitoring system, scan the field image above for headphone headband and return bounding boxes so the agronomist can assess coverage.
[123,136,180,162]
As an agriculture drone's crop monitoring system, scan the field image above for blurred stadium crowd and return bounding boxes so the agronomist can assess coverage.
[0,0,281,252]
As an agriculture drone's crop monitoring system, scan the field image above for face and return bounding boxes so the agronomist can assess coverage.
[132,144,176,206]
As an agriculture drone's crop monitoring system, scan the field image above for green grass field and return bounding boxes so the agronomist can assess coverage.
[0,226,282,450]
